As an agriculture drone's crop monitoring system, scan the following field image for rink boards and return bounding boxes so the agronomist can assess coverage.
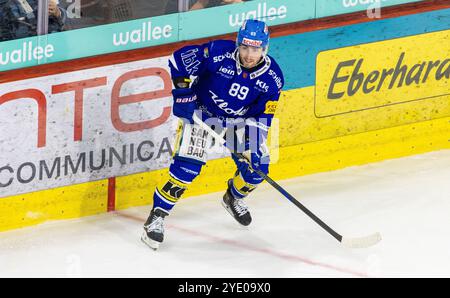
[0,8,449,231]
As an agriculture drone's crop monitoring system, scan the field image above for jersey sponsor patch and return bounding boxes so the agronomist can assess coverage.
[213,52,233,63]
[161,180,187,200]
[255,79,269,92]
[268,69,283,89]
[176,124,211,164]
[156,176,188,203]
[181,48,201,75]
[264,101,278,115]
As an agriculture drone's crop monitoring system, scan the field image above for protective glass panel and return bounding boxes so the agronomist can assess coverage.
[188,0,251,11]
[58,0,179,30]
[0,0,49,41]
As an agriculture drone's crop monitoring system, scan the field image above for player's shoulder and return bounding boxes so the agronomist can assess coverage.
[263,55,284,91]
[204,39,236,59]
[267,55,284,78]
[207,39,236,52]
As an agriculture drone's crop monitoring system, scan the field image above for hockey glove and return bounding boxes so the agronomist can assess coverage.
[172,88,197,124]
[243,144,270,172]
[234,122,270,178]
[233,147,269,185]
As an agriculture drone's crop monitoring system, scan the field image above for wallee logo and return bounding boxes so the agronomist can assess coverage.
[229,2,287,27]
[63,0,81,19]
[342,0,388,18]
[0,41,55,66]
[113,21,173,47]
[342,0,387,7]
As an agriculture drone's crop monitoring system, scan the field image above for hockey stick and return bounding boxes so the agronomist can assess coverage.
[193,114,382,248]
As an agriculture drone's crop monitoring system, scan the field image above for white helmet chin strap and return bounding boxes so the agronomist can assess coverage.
[263,45,269,56]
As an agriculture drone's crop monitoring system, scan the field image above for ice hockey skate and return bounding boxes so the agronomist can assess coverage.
[222,181,252,226]
[141,208,169,250]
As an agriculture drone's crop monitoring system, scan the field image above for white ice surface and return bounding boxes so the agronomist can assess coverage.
[1,150,450,278]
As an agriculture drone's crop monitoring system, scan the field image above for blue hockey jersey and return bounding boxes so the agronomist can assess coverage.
[168,40,284,131]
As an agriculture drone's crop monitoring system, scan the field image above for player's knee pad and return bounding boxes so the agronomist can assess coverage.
[169,157,203,184]
[154,120,210,213]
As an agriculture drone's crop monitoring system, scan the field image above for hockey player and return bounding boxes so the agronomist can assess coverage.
[142,19,284,250]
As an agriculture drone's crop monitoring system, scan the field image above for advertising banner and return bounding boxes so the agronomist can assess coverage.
[1,0,322,72]
[315,30,450,117]
[316,0,422,18]
[179,0,314,40]
[0,57,178,198]
[0,13,179,72]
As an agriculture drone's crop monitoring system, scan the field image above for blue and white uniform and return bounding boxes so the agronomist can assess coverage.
[141,19,285,250]
[152,29,284,214]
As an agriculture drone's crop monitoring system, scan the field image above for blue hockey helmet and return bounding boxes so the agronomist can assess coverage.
[236,19,270,53]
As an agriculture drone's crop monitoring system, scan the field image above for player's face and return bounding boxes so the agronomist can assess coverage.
[238,45,264,68]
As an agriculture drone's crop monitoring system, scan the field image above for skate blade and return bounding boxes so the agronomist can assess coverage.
[141,231,160,251]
